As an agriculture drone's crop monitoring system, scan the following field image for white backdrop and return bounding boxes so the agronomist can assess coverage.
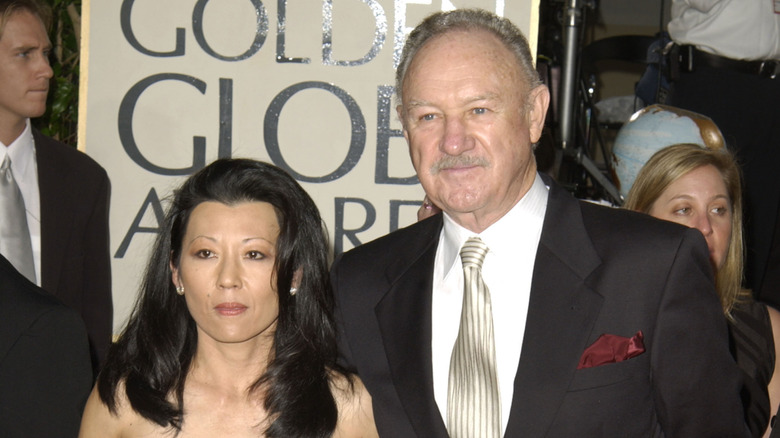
[78,0,539,333]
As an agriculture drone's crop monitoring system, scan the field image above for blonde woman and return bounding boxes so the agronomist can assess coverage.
[626,143,780,438]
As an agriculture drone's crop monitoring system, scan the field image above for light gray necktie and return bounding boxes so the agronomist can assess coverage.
[0,155,36,282]
[447,237,501,438]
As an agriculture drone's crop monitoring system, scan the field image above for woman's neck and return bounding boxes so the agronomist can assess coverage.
[188,332,274,394]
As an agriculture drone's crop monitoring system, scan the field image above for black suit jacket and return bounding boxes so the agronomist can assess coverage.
[33,129,112,371]
[0,254,93,437]
[331,176,748,437]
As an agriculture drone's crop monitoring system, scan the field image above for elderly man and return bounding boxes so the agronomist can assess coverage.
[331,8,747,437]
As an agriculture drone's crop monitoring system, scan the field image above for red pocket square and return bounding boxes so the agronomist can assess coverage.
[577,331,645,370]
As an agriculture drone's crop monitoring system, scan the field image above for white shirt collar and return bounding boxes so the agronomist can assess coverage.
[0,119,35,179]
[440,173,549,278]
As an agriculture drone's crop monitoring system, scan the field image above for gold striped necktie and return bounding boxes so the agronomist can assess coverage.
[447,236,501,437]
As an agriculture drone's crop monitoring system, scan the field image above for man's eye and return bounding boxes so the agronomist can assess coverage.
[473,107,487,115]
[421,113,436,121]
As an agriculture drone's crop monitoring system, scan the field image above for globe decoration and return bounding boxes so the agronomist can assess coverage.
[611,104,725,200]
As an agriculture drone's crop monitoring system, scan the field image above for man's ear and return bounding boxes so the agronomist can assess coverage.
[527,85,550,144]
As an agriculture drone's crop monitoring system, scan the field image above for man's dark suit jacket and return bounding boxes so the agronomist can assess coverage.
[331,176,748,437]
[33,129,112,371]
[0,254,93,437]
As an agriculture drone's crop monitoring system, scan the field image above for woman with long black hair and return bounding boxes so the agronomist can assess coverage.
[79,159,377,437]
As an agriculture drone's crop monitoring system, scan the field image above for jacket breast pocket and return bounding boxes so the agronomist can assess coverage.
[567,354,647,392]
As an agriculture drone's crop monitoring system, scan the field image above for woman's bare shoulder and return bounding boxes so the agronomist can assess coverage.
[79,380,172,438]
[329,372,379,438]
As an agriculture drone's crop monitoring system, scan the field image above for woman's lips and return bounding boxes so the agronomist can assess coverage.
[214,302,247,316]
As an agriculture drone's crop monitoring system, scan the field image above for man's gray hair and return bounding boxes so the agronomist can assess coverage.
[395,8,542,103]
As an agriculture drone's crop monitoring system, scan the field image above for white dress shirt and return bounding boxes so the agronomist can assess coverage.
[668,0,780,60]
[0,119,42,285]
[432,173,548,434]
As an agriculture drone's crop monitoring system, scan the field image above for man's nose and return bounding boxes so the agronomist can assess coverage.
[440,116,473,156]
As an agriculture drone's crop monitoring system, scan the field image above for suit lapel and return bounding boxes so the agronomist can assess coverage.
[505,179,605,437]
[375,216,450,438]
[33,130,70,293]
[371,180,606,437]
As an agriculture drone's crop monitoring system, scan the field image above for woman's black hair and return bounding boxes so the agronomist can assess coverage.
[97,159,343,437]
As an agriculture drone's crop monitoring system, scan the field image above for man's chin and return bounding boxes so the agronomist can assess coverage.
[27,106,48,119]
[438,197,484,218]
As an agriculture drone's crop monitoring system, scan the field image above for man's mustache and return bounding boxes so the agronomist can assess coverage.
[430,155,489,174]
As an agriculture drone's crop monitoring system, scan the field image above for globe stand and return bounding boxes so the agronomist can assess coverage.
[555,0,622,204]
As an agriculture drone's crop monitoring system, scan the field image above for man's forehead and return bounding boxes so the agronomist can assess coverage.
[402,34,525,98]
[0,10,48,44]
[408,30,518,75]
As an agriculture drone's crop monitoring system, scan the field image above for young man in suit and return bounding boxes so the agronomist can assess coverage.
[0,254,93,437]
[331,9,748,437]
[0,0,112,371]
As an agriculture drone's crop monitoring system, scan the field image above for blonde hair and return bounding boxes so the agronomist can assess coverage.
[0,0,51,39]
[624,143,749,318]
